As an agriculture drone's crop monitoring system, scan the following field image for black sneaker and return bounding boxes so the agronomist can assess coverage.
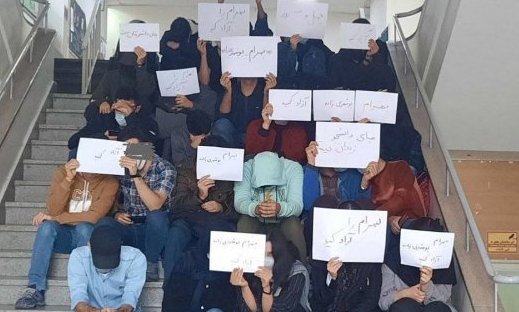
[14,288,45,309]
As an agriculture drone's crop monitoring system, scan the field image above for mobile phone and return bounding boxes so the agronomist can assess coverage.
[130,215,146,224]
[108,130,120,137]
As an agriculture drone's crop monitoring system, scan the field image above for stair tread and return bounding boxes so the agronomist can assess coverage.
[31,140,68,146]
[0,225,36,232]
[52,93,91,99]
[14,180,50,186]
[45,108,83,113]
[39,124,82,130]
[23,159,63,165]
[5,202,45,208]
[0,305,160,312]
[0,276,163,287]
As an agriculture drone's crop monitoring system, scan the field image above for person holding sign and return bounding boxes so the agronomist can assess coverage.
[96,127,176,282]
[212,72,277,147]
[361,158,426,234]
[380,218,457,312]
[163,135,238,281]
[14,158,119,309]
[245,103,309,163]
[310,200,382,312]
[160,17,199,71]
[329,18,394,92]
[234,151,307,260]
[230,229,311,312]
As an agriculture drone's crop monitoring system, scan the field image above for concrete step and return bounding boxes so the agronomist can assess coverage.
[5,202,45,225]
[30,141,68,161]
[38,125,81,141]
[0,251,165,280]
[0,305,161,312]
[14,181,50,203]
[45,109,85,126]
[52,93,91,110]
[23,159,62,181]
[0,277,163,307]
[0,226,36,250]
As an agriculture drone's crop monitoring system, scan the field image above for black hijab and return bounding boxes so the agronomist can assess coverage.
[385,217,457,286]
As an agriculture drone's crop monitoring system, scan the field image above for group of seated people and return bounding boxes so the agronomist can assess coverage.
[14,1,457,312]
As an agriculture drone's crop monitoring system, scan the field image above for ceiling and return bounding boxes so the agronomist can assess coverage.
[106,0,370,14]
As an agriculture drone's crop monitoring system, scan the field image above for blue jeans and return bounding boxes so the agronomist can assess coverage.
[211,118,245,148]
[96,210,169,263]
[163,219,193,281]
[28,221,93,291]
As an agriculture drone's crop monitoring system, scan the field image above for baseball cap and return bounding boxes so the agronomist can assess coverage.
[90,226,122,270]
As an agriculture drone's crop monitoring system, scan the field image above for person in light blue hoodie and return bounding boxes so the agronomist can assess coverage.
[234,151,307,260]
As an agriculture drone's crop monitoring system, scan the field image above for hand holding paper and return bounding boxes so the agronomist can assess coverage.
[196,146,245,181]
[210,231,266,273]
[400,229,455,269]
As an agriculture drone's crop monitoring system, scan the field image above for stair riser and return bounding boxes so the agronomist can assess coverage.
[52,97,90,110]
[31,144,69,161]
[5,207,40,225]
[15,185,49,202]
[46,113,85,126]
[0,232,35,250]
[0,284,163,307]
[0,256,165,279]
[23,163,60,181]
[39,128,78,141]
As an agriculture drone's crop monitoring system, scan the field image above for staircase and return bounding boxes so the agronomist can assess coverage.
[0,94,163,312]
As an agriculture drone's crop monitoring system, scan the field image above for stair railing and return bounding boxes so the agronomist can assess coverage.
[393,5,519,312]
[0,0,49,100]
[81,0,104,94]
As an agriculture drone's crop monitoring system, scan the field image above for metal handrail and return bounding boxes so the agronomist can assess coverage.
[392,9,519,310]
[81,0,104,94]
[0,0,49,100]
[394,6,423,42]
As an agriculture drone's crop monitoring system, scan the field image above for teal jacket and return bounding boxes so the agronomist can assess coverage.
[234,152,304,222]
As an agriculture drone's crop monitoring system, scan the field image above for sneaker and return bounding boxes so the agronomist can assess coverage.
[14,288,45,309]
[146,261,159,282]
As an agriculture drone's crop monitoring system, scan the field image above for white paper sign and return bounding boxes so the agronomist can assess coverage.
[156,68,200,97]
[340,23,377,50]
[276,1,328,39]
[313,90,355,121]
[221,36,278,77]
[315,122,380,169]
[119,23,160,52]
[196,146,245,181]
[354,91,398,124]
[400,229,455,269]
[198,3,250,41]
[76,138,126,176]
[269,89,312,121]
[210,231,266,273]
[312,208,387,262]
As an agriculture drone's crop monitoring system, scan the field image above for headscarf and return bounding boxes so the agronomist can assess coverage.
[385,217,457,286]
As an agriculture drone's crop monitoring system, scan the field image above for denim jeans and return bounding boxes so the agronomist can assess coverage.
[95,210,169,263]
[211,118,245,148]
[163,219,193,281]
[28,221,93,291]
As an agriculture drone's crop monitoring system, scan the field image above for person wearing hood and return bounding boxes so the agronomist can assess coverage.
[328,18,394,92]
[379,217,457,312]
[89,46,157,117]
[160,17,200,71]
[14,158,119,309]
[230,228,311,312]
[234,151,307,261]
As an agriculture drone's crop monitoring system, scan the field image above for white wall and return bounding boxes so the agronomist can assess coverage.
[431,0,519,151]
[106,5,357,57]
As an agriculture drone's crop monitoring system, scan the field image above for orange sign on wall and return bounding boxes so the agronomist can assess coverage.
[487,232,518,254]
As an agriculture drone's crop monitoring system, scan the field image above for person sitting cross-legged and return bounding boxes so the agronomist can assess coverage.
[68,225,147,312]
[14,158,119,309]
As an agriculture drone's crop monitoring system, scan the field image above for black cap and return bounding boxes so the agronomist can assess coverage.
[90,226,122,270]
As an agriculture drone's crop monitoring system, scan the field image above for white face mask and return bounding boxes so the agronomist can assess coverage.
[264,256,275,269]
[114,112,127,127]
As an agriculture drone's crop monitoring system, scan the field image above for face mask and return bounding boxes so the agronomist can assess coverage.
[137,159,146,170]
[114,112,127,127]
[264,256,275,269]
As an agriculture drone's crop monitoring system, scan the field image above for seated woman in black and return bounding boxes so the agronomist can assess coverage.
[230,229,311,312]
[379,217,457,312]
[310,198,382,312]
